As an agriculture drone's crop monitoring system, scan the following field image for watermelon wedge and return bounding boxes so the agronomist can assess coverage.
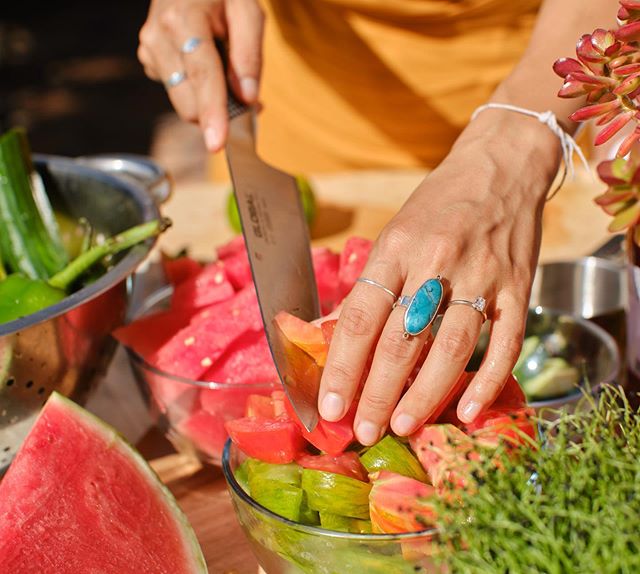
[170,261,235,312]
[0,393,206,573]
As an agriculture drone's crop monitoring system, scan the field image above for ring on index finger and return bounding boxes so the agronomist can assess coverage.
[180,37,204,55]
[394,276,444,339]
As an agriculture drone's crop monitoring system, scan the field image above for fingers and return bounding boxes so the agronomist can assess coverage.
[353,289,434,446]
[318,261,402,425]
[163,4,229,151]
[139,18,198,122]
[456,292,527,423]
[391,300,485,436]
[226,0,265,103]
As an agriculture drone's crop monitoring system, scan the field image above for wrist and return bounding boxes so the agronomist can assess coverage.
[454,106,563,202]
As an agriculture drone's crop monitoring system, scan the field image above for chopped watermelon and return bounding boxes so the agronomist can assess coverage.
[161,252,203,286]
[171,262,235,312]
[312,247,340,314]
[245,394,278,418]
[225,417,306,463]
[219,248,252,290]
[338,236,373,297]
[296,452,367,482]
[216,235,246,260]
[152,285,262,380]
[177,408,229,461]
[113,308,194,359]
[201,330,278,385]
[0,393,206,573]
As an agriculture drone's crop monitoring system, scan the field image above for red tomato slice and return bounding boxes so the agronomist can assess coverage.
[465,407,537,448]
[270,390,288,419]
[245,394,277,418]
[225,417,306,463]
[274,311,328,366]
[285,398,356,455]
[296,452,367,481]
[320,319,337,346]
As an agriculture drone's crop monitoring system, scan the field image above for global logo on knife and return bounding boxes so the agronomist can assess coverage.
[245,193,263,239]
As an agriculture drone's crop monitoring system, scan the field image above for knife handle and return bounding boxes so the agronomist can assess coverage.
[215,38,250,120]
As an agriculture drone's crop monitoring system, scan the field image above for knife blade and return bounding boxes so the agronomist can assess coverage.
[219,43,321,432]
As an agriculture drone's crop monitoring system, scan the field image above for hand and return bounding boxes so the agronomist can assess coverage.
[317,111,559,445]
[138,0,264,151]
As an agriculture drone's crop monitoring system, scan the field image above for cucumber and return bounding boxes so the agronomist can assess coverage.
[0,129,68,279]
[360,435,428,482]
[301,469,371,519]
[246,459,302,490]
[520,357,579,400]
[299,493,320,525]
[234,460,251,494]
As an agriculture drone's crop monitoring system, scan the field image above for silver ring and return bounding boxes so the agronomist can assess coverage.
[181,37,203,55]
[448,297,488,322]
[356,277,397,301]
[164,70,186,89]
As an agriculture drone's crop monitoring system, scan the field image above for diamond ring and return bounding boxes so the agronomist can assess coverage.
[181,37,203,55]
[393,276,444,339]
[447,297,488,322]
[164,70,186,89]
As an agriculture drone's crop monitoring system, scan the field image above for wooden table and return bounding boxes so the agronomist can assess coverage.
[86,166,611,574]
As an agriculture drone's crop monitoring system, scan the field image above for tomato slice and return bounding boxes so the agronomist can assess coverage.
[274,311,328,366]
[296,451,367,481]
[225,417,306,463]
[465,406,537,447]
[285,398,356,455]
[320,319,337,346]
[245,394,277,418]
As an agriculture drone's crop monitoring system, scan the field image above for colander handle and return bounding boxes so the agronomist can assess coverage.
[74,154,172,205]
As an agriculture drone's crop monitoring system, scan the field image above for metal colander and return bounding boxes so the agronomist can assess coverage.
[0,154,170,471]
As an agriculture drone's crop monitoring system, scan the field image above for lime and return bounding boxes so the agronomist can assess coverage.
[226,175,317,234]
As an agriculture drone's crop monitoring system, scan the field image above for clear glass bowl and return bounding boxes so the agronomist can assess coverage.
[124,288,277,466]
[222,440,440,574]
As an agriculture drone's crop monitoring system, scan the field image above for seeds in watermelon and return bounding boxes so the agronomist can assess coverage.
[170,261,235,312]
[152,285,262,380]
[0,392,206,573]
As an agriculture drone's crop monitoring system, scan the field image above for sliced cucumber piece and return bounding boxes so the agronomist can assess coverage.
[301,469,371,519]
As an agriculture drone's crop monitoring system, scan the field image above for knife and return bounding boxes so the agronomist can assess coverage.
[218,41,321,432]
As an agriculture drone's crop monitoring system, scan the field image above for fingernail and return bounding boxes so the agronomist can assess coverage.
[320,392,344,421]
[356,420,380,446]
[393,413,417,436]
[240,77,259,102]
[460,401,481,423]
[204,126,222,151]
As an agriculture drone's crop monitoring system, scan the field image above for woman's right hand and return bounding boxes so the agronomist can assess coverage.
[138,0,264,151]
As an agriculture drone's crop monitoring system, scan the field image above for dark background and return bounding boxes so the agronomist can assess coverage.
[1,0,172,156]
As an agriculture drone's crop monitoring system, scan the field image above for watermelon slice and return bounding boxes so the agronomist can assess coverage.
[152,285,263,380]
[312,247,340,314]
[216,235,246,260]
[161,252,203,286]
[177,408,229,461]
[219,249,252,290]
[338,237,373,297]
[171,262,235,312]
[0,393,206,573]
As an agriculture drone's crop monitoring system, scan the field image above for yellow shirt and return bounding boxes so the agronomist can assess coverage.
[216,0,541,176]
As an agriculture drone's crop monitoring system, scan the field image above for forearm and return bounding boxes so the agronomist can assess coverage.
[455,0,617,201]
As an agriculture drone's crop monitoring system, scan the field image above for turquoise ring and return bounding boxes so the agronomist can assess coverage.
[394,276,444,339]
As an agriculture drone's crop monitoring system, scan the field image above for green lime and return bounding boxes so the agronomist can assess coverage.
[226,175,317,234]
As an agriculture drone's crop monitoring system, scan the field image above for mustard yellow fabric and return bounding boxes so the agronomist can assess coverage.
[215,0,541,177]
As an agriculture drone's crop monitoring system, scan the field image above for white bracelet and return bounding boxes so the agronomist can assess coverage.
[471,103,590,200]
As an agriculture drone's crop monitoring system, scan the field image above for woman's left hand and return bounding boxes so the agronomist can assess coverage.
[316,110,560,445]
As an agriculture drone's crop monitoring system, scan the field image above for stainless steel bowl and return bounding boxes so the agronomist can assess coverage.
[0,154,168,470]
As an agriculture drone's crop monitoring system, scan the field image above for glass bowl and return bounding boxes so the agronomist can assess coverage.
[222,440,440,574]
[470,307,621,412]
[123,287,277,466]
